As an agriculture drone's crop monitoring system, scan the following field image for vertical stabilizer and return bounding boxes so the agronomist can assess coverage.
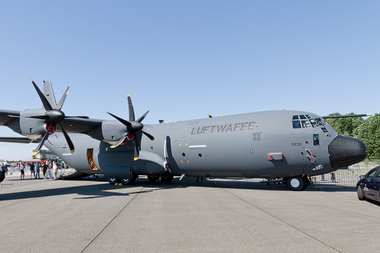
[43,80,57,108]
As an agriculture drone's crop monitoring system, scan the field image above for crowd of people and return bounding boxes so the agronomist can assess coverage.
[3,160,68,180]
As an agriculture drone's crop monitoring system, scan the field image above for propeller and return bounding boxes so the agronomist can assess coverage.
[30,79,86,153]
[107,94,154,160]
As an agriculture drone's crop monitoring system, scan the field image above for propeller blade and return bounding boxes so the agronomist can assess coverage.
[58,123,75,153]
[110,135,127,149]
[55,84,71,110]
[31,78,53,111]
[136,110,150,123]
[35,123,52,152]
[142,130,154,141]
[107,112,132,128]
[127,95,135,122]
[133,136,140,160]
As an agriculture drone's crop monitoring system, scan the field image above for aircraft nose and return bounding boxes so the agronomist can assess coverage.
[328,135,368,169]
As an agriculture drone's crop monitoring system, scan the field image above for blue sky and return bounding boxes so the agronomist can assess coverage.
[0,1,379,160]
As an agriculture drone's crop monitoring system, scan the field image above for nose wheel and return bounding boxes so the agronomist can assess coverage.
[286,176,309,191]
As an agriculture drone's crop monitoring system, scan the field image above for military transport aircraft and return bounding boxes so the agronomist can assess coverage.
[0,80,368,190]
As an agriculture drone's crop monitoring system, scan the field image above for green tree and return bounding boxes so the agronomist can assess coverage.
[326,113,364,137]
[353,113,380,159]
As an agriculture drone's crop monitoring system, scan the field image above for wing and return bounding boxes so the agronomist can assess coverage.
[59,117,103,133]
[0,109,20,125]
[0,137,38,143]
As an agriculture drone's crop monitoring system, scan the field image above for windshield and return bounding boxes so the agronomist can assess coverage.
[292,115,326,129]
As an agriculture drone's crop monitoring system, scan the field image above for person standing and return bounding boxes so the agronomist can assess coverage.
[1,163,8,176]
[0,164,4,183]
[30,163,35,179]
[42,161,48,179]
[20,163,25,180]
[53,161,58,179]
[35,162,41,179]
[47,161,53,180]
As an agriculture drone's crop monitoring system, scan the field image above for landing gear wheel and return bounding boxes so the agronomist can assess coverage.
[287,176,308,191]
[147,175,160,183]
[121,167,137,185]
[108,177,120,185]
[357,187,366,200]
[161,175,173,183]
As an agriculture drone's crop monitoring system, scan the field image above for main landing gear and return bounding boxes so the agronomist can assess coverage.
[108,174,174,185]
[285,176,309,191]
[108,173,137,185]
[147,175,173,183]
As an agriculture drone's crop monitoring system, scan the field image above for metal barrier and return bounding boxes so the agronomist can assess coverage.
[309,164,375,189]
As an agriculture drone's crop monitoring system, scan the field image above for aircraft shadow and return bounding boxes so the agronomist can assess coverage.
[144,177,357,193]
[0,180,154,201]
[0,177,356,202]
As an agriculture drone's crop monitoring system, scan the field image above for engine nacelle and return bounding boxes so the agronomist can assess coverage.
[18,109,49,136]
[87,121,127,145]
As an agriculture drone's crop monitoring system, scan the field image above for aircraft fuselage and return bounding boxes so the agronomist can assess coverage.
[44,110,367,189]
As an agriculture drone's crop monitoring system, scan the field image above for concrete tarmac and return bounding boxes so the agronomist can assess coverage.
[0,173,379,253]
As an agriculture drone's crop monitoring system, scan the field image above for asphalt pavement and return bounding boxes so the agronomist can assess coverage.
[0,173,379,253]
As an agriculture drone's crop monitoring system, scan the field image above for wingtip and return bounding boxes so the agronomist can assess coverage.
[70,149,75,153]
[134,157,138,161]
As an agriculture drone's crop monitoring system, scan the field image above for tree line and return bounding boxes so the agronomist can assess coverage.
[326,113,380,159]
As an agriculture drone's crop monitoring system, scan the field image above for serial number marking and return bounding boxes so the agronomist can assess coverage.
[291,142,302,147]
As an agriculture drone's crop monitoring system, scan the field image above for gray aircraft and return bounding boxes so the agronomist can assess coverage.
[0,80,368,190]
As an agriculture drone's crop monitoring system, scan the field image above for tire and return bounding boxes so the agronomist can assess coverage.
[287,176,306,191]
[147,175,159,183]
[108,177,120,185]
[121,177,136,185]
[357,186,366,200]
[161,175,173,183]
[121,167,137,185]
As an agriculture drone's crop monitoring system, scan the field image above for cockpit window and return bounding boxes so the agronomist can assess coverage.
[310,119,318,128]
[315,118,325,126]
[292,115,326,129]
[301,120,311,128]
[292,120,301,128]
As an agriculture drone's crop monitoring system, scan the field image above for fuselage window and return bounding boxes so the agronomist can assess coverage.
[292,115,299,120]
[313,134,320,146]
[300,115,307,120]
[321,127,328,133]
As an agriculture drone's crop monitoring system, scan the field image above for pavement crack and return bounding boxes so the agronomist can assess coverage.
[80,185,145,253]
[219,187,341,253]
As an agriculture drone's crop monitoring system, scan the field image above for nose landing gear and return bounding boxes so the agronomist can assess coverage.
[285,176,309,191]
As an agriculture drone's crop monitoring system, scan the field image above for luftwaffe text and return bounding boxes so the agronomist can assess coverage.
[191,122,257,135]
